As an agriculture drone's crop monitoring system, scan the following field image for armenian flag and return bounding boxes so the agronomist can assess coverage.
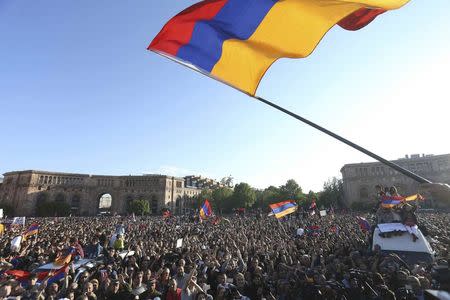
[199,199,212,219]
[269,201,297,219]
[356,216,370,232]
[149,0,410,95]
[405,194,424,201]
[37,265,69,285]
[54,248,75,266]
[381,196,404,208]
[23,223,39,240]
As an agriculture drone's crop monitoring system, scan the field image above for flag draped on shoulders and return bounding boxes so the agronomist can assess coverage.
[269,201,297,219]
[149,0,410,95]
[199,199,212,219]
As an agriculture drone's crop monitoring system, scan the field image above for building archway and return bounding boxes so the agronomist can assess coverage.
[359,186,369,200]
[151,195,158,214]
[35,192,49,212]
[176,196,182,214]
[71,195,81,214]
[55,193,66,203]
[98,193,112,214]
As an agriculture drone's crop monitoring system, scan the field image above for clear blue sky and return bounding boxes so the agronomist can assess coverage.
[1,0,449,191]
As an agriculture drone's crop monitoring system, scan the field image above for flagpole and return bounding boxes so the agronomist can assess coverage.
[150,50,431,184]
[253,96,431,184]
[277,219,289,237]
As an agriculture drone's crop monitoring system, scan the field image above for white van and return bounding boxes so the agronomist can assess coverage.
[371,223,434,265]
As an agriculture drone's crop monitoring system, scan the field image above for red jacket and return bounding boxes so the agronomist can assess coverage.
[166,288,181,300]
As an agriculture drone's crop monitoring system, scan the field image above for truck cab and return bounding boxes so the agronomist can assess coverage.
[371,222,434,265]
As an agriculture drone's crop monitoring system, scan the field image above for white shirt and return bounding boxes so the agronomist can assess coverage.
[296,228,305,236]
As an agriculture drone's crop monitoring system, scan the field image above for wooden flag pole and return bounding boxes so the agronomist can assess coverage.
[150,50,431,184]
[254,96,431,184]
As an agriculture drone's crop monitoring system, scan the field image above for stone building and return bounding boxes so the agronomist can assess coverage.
[0,170,206,216]
[341,153,450,207]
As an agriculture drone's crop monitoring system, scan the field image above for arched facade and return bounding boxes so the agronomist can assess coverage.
[0,170,204,216]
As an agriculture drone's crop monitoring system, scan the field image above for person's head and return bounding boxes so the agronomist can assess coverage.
[168,278,177,292]
[90,279,99,291]
[49,282,59,295]
[0,282,12,298]
[235,273,245,288]
[67,291,75,300]
[149,278,157,290]
[389,186,398,195]
[112,280,120,292]
[396,270,408,282]
[29,273,38,286]
[162,268,170,279]
[251,258,259,268]
[80,271,90,283]
[373,273,385,286]
[84,282,94,294]
[217,273,227,285]
[253,274,262,286]
[195,292,208,300]
[407,276,421,293]
[177,265,185,276]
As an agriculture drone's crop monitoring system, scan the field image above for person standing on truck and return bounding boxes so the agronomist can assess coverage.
[401,203,419,242]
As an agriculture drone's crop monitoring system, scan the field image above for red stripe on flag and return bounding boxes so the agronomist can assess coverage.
[149,0,228,55]
[338,8,386,31]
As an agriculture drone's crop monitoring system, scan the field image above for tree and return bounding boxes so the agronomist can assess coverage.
[128,199,150,216]
[318,177,344,208]
[231,183,256,209]
[279,179,303,200]
[36,200,71,217]
[259,186,281,208]
[212,187,233,213]
[220,175,234,188]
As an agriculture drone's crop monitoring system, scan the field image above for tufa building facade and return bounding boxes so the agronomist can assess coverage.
[0,170,223,216]
[341,153,450,206]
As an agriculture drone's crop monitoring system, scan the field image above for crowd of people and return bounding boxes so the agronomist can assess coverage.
[0,196,449,299]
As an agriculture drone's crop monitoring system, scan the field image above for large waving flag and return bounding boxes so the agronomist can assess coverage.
[149,0,410,95]
[199,199,213,219]
[269,201,297,219]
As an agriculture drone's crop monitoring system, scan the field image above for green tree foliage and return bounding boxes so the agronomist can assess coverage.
[279,179,303,200]
[128,199,150,216]
[220,175,234,188]
[212,187,233,213]
[318,177,344,208]
[260,186,281,208]
[231,183,256,209]
[350,201,374,211]
[36,200,71,217]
